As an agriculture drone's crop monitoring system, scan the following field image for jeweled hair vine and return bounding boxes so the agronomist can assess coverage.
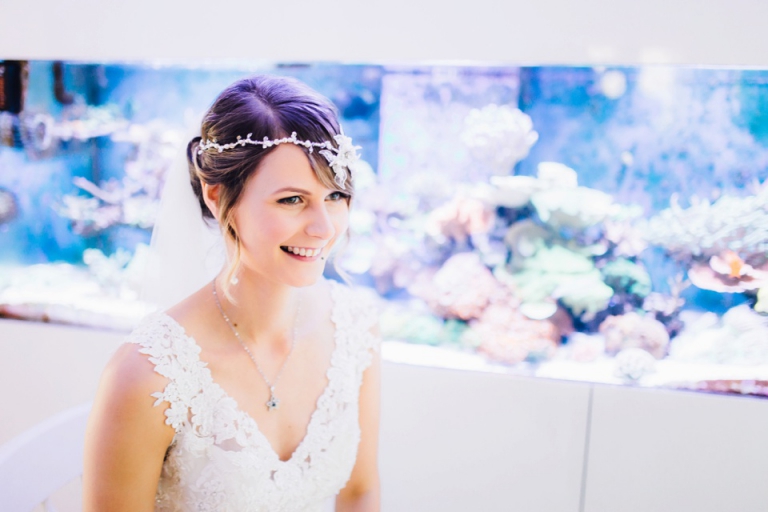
[197,129,361,190]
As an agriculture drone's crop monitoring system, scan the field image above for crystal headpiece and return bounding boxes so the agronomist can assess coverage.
[197,130,361,189]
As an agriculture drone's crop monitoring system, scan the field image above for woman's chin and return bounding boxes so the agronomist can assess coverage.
[282,269,326,288]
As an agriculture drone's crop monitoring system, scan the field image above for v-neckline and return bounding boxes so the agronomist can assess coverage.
[160,279,342,465]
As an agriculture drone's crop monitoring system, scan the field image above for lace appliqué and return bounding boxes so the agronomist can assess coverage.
[127,280,380,512]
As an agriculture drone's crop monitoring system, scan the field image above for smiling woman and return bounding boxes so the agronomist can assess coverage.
[82,75,381,512]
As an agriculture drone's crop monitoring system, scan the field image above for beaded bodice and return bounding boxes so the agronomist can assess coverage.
[127,281,379,512]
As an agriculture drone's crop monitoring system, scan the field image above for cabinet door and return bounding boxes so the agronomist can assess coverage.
[380,362,590,512]
[584,385,768,512]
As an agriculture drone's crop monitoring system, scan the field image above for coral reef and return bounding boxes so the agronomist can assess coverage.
[599,312,670,359]
[379,303,447,346]
[756,288,768,314]
[56,122,183,234]
[485,175,541,208]
[563,333,605,363]
[380,307,470,347]
[614,347,657,381]
[531,186,616,230]
[463,299,560,364]
[0,187,18,224]
[502,244,613,318]
[602,217,648,257]
[669,306,768,365]
[600,258,652,298]
[425,195,494,246]
[19,105,129,157]
[503,220,552,260]
[641,183,768,261]
[485,161,577,208]
[668,380,768,398]
[687,251,768,293]
[409,252,508,321]
[519,301,558,320]
[82,245,149,300]
[461,104,538,175]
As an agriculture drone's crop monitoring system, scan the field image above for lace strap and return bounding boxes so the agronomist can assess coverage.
[126,312,206,432]
[330,281,381,372]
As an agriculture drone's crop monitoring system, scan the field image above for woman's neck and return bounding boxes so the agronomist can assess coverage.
[213,271,301,348]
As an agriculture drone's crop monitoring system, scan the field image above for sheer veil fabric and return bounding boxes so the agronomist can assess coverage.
[141,143,226,311]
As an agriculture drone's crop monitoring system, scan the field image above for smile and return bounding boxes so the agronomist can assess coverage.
[280,246,323,260]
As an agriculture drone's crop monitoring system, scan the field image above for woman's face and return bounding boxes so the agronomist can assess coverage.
[229,144,350,288]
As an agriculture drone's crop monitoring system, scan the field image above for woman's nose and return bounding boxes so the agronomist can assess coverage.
[305,203,336,240]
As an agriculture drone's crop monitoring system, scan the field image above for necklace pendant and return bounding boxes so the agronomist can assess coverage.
[266,394,280,411]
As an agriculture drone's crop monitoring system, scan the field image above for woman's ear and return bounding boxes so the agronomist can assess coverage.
[202,182,221,221]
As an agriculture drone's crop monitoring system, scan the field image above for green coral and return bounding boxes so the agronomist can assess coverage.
[555,275,614,317]
[442,318,470,345]
[517,245,595,274]
[500,245,613,318]
[379,307,469,346]
[601,258,652,297]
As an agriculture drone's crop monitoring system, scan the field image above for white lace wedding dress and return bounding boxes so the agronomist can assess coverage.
[127,280,379,512]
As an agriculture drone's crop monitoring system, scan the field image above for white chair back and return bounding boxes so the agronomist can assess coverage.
[0,402,91,512]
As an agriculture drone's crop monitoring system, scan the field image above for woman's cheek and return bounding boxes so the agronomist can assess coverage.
[334,206,351,232]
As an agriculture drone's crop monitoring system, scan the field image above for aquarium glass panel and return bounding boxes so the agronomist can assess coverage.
[1,60,766,397]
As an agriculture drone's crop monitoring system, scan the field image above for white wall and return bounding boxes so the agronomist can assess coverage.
[0,319,124,446]
[0,0,767,66]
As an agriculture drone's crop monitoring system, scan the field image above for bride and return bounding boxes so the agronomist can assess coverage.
[82,75,381,511]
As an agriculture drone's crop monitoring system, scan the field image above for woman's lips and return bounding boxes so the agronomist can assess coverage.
[281,246,322,261]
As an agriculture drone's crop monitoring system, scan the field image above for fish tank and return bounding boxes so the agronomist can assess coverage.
[1,59,767,397]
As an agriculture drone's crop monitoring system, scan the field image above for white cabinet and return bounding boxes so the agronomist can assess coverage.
[379,362,768,512]
[380,363,590,512]
[584,386,768,512]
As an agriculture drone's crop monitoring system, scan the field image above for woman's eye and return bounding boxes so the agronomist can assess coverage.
[278,196,302,205]
[328,191,349,201]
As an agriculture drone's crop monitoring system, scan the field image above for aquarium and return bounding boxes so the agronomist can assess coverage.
[1,60,767,397]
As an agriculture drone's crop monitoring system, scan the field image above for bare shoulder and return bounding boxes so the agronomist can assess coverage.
[90,340,176,445]
[103,342,170,404]
[86,339,176,462]
[83,340,175,510]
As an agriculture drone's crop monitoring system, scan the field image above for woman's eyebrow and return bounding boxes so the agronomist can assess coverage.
[272,187,312,195]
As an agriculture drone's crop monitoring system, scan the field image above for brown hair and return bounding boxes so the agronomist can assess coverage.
[186,75,354,299]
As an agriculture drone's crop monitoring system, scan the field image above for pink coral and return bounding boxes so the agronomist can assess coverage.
[669,380,768,397]
[426,196,494,245]
[688,251,768,293]
[470,302,560,364]
[599,312,670,359]
[409,252,507,321]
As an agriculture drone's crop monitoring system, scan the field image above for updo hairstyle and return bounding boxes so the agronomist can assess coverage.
[186,75,355,295]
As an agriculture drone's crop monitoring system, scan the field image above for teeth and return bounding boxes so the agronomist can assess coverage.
[284,246,321,257]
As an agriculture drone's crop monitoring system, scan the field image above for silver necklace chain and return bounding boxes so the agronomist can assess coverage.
[212,280,301,412]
